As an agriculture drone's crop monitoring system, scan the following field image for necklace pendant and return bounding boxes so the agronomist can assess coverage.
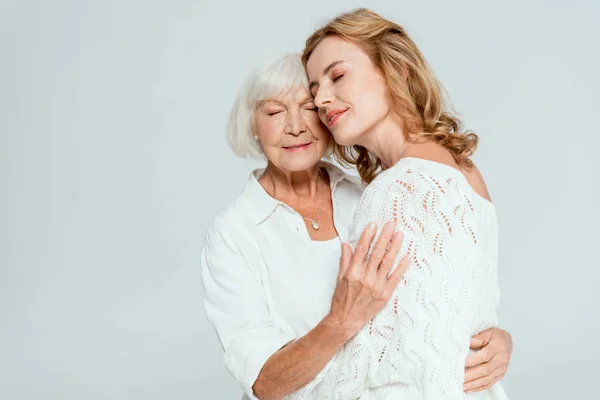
[311,220,320,230]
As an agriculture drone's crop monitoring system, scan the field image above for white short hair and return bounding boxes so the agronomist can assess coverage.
[226,53,309,158]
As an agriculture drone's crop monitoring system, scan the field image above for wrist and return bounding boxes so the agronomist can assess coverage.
[321,313,359,344]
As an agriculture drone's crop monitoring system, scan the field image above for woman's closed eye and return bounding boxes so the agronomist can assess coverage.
[332,74,344,82]
[267,110,283,116]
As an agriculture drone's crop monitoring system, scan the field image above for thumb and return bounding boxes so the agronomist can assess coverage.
[337,243,352,282]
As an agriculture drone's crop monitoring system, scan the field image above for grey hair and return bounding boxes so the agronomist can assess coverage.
[226,53,310,158]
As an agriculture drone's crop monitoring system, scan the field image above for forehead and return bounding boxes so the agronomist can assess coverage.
[260,86,312,105]
[306,36,367,77]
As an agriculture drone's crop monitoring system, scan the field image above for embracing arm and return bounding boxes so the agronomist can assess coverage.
[251,315,353,400]
[202,219,408,400]
[255,222,409,399]
[201,221,298,400]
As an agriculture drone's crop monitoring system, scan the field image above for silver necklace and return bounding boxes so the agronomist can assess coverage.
[268,168,326,231]
[304,168,325,230]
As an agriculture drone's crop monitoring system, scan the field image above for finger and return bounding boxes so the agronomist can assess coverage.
[470,329,493,350]
[464,346,494,368]
[337,243,352,282]
[386,252,411,289]
[469,336,484,349]
[353,222,377,264]
[464,368,504,392]
[366,221,396,273]
[464,355,501,383]
[465,375,503,394]
[378,231,404,278]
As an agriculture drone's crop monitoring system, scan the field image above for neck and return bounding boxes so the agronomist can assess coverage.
[260,162,323,200]
[357,112,410,168]
[357,113,452,169]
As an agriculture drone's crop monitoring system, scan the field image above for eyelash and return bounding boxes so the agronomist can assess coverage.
[309,73,344,97]
[269,107,316,115]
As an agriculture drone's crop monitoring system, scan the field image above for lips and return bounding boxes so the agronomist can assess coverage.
[282,142,312,152]
[325,108,348,127]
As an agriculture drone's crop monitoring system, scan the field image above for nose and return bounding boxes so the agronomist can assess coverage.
[285,109,307,136]
[313,86,333,109]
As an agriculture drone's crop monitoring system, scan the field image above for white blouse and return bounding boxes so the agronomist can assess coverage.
[201,162,364,400]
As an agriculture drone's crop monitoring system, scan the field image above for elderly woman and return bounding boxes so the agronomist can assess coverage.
[201,53,512,400]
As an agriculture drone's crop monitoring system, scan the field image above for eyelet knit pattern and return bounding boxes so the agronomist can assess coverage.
[287,158,507,400]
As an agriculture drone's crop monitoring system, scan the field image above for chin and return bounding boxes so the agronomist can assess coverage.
[280,154,322,172]
[331,128,362,147]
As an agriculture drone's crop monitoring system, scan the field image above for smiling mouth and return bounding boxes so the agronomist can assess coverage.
[282,143,312,152]
[327,110,347,127]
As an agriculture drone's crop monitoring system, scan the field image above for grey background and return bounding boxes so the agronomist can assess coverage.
[1,0,599,399]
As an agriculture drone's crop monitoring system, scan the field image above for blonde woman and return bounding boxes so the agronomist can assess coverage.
[289,8,511,399]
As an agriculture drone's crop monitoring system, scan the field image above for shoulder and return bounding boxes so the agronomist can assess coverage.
[201,195,264,283]
[203,199,246,251]
[463,163,492,202]
[322,161,364,188]
[322,161,365,200]
[361,157,471,209]
[341,172,365,190]
[206,200,242,232]
[203,174,261,252]
[204,169,268,246]
[363,159,427,197]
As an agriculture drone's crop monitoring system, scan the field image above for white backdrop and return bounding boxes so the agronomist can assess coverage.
[2,0,599,399]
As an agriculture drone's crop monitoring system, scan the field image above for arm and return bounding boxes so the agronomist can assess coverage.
[252,315,353,400]
[255,222,409,399]
[202,219,408,400]
[201,220,297,400]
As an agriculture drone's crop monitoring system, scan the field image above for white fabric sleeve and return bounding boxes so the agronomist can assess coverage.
[201,220,297,399]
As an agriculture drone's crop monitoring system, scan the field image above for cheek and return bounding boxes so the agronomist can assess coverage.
[305,113,327,136]
[356,82,390,122]
[309,117,332,139]
[318,110,328,126]
[255,117,283,145]
[372,76,392,112]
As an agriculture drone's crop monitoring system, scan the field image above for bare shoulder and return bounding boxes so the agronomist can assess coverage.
[462,163,492,202]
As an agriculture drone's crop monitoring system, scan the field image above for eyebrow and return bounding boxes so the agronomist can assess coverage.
[258,99,283,106]
[257,97,315,108]
[308,60,344,94]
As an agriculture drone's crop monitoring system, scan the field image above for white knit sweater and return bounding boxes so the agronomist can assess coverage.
[287,157,508,400]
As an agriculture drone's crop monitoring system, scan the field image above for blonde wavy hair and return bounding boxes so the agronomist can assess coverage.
[302,8,478,184]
